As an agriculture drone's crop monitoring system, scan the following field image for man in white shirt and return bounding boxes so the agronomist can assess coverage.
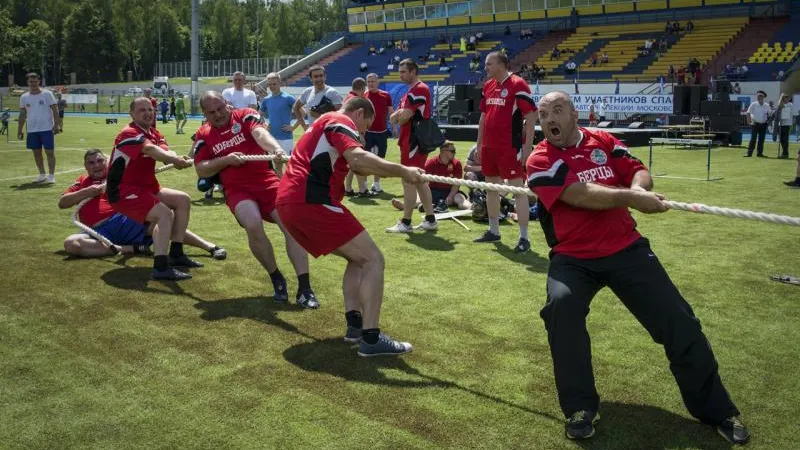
[292,65,343,130]
[222,71,258,109]
[18,72,61,184]
[746,90,770,157]
[598,99,608,122]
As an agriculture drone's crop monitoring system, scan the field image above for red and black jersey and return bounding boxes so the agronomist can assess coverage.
[107,123,164,202]
[526,128,647,259]
[192,108,279,191]
[343,91,362,104]
[65,174,115,226]
[424,156,463,191]
[398,81,431,149]
[480,73,537,150]
[365,89,393,133]
[276,112,363,207]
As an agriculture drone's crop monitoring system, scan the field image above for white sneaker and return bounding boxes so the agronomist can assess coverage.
[385,221,414,233]
[371,182,382,193]
[33,174,47,183]
[416,220,438,231]
[46,175,55,184]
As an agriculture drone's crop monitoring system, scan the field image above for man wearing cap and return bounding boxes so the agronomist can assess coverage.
[745,90,770,157]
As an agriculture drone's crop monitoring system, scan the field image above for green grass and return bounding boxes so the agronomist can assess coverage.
[1,117,798,449]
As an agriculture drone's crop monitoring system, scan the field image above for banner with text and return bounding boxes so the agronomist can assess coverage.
[530,94,673,114]
[64,94,98,104]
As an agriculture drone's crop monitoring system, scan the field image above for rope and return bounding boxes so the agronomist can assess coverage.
[419,175,800,227]
[71,197,118,253]
[155,154,289,174]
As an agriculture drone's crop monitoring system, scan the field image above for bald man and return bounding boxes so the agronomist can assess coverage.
[108,97,199,281]
[526,91,749,445]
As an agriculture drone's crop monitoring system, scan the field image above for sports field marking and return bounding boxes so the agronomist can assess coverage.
[0,167,86,182]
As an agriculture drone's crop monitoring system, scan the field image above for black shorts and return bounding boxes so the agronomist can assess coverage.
[365,130,389,159]
[431,187,466,204]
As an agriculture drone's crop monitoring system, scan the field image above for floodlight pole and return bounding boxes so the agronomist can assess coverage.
[191,0,200,113]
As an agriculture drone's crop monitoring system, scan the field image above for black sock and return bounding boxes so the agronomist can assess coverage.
[154,255,168,272]
[345,310,363,329]
[401,218,411,226]
[425,214,435,223]
[169,242,184,258]
[362,328,380,345]
[795,177,800,184]
[297,273,311,292]
[269,269,284,284]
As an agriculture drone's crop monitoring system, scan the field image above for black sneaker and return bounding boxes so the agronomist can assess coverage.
[565,410,600,440]
[784,180,800,188]
[474,230,501,243]
[152,267,192,281]
[296,290,320,309]
[169,255,204,268]
[344,190,356,197]
[271,276,289,303]
[716,416,750,445]
[208,246,227,260]
[513,238,531,253]
[756,154,767,158]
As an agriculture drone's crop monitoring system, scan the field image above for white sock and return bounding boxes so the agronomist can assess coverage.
[519,226,529,241]
[489,218,500,235]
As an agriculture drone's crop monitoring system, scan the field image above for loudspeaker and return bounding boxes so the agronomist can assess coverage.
[690,85,708,116]
[469,86,483,104]
[708,116,740,133]
[729,131,742,146]
[701,100,741,116]
[455,84,472,101]
[597,121,613,128]
[467,111,482,124]
[673,85,691,115]
[713,80,731,95]
[105,118,118,124]
[628,122,646,129]
[448,99,473,114]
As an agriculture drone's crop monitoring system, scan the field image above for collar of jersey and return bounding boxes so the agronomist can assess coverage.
[554,129,584,151]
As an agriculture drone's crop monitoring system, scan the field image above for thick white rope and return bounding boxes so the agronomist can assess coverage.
[155,154,288,173]
[72,197,118,253]
[420,174,800,227]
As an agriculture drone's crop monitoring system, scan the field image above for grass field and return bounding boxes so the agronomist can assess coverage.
[1,116,798,450]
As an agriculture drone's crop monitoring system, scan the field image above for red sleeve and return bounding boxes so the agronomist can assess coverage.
[405,85,428,115]
[602,133,647,187]
[453,159,463,179]
[514,79,537,115]
[191,130,212,164]
[384,92,393,109]
[64,175,89,194]
[240,108,266,136]
[113,127,148,160]
[525,145,579,210]
[324,118,362,155]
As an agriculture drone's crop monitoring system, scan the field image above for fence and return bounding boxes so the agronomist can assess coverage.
[154,56,304,78]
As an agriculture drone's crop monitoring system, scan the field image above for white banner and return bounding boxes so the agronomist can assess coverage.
[530,94,674,114]
[64,94,97,104]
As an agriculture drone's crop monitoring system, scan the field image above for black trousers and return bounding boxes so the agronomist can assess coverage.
[779,125,790,157]
[747,122,767,156]
[541,238,739,424]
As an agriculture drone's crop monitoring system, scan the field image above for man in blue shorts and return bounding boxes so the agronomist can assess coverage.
[60,149,227,259]
[18,72,61,184]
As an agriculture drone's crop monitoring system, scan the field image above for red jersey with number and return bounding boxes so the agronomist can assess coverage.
[526,128,646,259]
[192,108,279,191]
[365,89,393,132]
[65,174,115,226]
[108,123,163,202]
[480,73,537,150]
[276,112,363,207]
[398,81,431,149]
[424,156,463,191]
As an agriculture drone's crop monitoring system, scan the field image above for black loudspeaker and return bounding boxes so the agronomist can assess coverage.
[469,86,483,105]
[708,116,740,133]
[455,84,471,101]
[448,99,472,114]
[729,131,742,146]
[673,86,690,115]
[701,100,741,116]
[628,122,646,129]
[690,85,708,116]
[597,121,613,128]
[467,111,482,124]
[713,80,731,95]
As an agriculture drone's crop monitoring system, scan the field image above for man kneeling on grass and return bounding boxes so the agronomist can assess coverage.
[60,149,227,260]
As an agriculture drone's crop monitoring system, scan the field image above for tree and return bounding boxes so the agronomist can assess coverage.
[61,0,124,82]
[18,20,54,73]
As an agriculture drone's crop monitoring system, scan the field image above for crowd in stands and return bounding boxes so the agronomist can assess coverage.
[518,64,545,81]
[665,20,694,34]
[666,58,703,85]
[724,60,749,80]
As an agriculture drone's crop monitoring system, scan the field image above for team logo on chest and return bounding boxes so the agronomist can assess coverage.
[500,89,509,98]
[231,123,241,134]
[589,149,607,165]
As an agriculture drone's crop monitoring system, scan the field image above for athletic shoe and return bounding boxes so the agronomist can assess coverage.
[344,326,362,343]
[344,190,356,197]
[565,410,600,440]
[386,221,414,233]
[204,189,213,199]
[357,334,413,357]
[416,219,438,231]
[513,238,531,253]
[214,184,223,192]
[784,180,800,188]
[296,290,320,309]
[208,246,227,260]
[169,255,204,268]
[370,183,382,193]
[391,198,405,211]
[756,154,767,158]
[271,276,289,303]
[33,174,47,183]
[358,190,376,198]
[716,416,750,445]
[474,230,501,243]
[46,174,55,184]
[152,267,192,281]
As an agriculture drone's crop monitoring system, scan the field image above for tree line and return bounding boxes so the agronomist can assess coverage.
[0,0,347,85]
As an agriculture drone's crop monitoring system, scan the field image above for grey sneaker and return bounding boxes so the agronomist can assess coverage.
[357,334,413,357]
[565,410,600,440]
[296,290,320,309]
[344,326,362,343]
[716,416,750,445]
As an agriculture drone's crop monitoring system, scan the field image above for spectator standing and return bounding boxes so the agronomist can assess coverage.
[18,72,60,184]
[292,65,343,129]
[222,71,258,109]
[745,90,770,157]
[260,72,298,155]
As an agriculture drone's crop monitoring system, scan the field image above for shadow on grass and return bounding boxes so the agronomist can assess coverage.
[10,182,55,191]
[575,401,731,450]
[54,249,136,265]
[100,266,203,300]
[193,296,316,340]
[191,197,226,207]
[491,241,549,273]
[347,196,379,206]
[404,232,456,251]
[283,338,561,423]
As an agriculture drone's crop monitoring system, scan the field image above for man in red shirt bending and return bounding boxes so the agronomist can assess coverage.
[276,97,424,357]
[526,91,749,445]
[108,98,200,281]
[193,91,320,309]
[475,51,538,253]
